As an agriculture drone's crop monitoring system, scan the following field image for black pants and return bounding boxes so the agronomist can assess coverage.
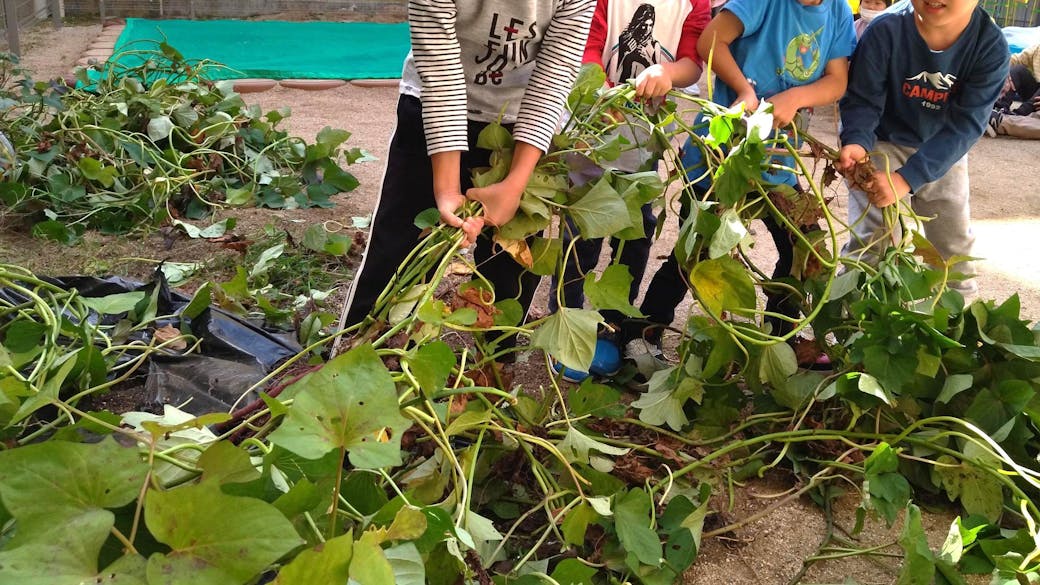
[997,64,1040,115]
[620,187,806,345]
[343,95,541,329]
[548,203,657,326]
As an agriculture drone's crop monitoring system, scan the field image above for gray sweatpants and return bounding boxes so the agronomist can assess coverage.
[843,141,978,299]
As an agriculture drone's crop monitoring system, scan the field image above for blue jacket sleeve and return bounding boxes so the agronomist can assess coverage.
[898,32,1009,190]
[838,21,891,154]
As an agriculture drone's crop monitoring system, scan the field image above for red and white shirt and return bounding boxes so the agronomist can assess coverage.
[583,0,711,84]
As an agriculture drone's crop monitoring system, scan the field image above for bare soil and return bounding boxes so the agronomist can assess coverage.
[7,21,1040,585]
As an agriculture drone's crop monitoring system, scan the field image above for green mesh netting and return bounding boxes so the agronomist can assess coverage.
[113,18,411,80]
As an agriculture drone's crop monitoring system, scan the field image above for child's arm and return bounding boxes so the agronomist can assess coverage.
[468,0,594,227]
[408,0,483,245]
[836,26,891,185]
[768,56,849,127]
[696,10,757,110]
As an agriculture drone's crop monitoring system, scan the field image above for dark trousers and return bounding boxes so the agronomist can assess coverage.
[997,64,1040,115]
[548,203,657,327]
[344,95,541,329]
[620,187,806,345]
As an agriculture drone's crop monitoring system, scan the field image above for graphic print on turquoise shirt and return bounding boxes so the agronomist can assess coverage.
[783,27,824,82]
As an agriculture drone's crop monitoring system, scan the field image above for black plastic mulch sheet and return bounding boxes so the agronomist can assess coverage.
[1,269,301,414]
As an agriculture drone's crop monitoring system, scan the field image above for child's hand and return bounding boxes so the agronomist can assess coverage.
[866,170,910,208]
[835,144,868,173]
[634,64,673,99]
[467,179,524,229]
[768,91,801,128]
[436,191,484,246]
[731,89,759,115]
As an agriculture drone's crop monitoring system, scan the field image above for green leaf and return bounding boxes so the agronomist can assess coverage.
[568,176,632,239]
[558,426,630,467]
[182,282,213,320]
[145,482,304,585]
[249,243,285,279]
[550,558,597,585]
[567,380,624,418]
[32,219,84,244]
[274,532,353,585]
[759,342,798,388]
[896,505,936,585]
[529,237,562,276]
[147,115,175,142]
[562,502,598,547]
[862,443,911,526]
[772,371,826,410]
[689,256,757,316]
[174,218,235,239]
[77,157,117,187]
[583,264,644,318]
[198,441,262,485]
[933,455,1004,523]
[828,268,861,300]
[0,438,147,557]
[476,122,514,151]
[965,380,1035,442]
[385,543,425,585]
[317,126,352,152]
[936,374,973,405]
[4,319,47,353]
[857,373,895,407]
[862,346,917,397]
[0,523,148,585]
[80,291,146,315]
[414,208,441,230]
[707,209,747,259]
[408,341,456,393]
[530,308,601,372]
[614,489,663,567]
[270,344,411,468]
[632,368,690,431]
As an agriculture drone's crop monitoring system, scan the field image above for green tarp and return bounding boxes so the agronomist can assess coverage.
[114,18,411,80]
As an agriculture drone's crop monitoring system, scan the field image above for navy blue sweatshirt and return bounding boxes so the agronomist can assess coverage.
[839,5,1009,191]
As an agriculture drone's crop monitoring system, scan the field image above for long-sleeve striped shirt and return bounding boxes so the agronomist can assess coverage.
[401,0,595,155]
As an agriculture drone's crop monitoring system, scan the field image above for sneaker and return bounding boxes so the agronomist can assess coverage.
[985,110,1003,137]
[623,339,670,387]
[552,338,622,383]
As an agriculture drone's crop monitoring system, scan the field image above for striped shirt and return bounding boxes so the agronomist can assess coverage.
[402,0,595,155]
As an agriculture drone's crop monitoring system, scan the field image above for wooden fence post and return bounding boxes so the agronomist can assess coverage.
[3,0,19,56]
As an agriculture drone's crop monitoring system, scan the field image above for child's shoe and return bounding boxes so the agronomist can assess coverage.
[552,338,622,383]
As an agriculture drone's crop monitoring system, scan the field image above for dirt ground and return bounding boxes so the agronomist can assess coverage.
[8,21,1040,585]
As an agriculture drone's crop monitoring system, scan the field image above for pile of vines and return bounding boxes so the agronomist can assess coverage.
[2,64,1040,585]
[0,42,365,241]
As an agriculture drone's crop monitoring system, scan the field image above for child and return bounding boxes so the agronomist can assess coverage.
[341,1,596,334]
[622,0,856,366]
[837,0,1009,301]
[550,0,710,381]
[855,0,891,39]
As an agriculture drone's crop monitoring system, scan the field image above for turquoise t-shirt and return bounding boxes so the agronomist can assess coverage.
[715,0,856,104]
[682,0,855,189]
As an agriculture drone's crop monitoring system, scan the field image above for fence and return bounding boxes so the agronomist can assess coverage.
[980,0,1040,27]
[64,0,406,20]
[1,0,61,55]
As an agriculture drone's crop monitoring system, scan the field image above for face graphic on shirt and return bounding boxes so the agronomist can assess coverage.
[475,12,539,85]
[609,3,675,81]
